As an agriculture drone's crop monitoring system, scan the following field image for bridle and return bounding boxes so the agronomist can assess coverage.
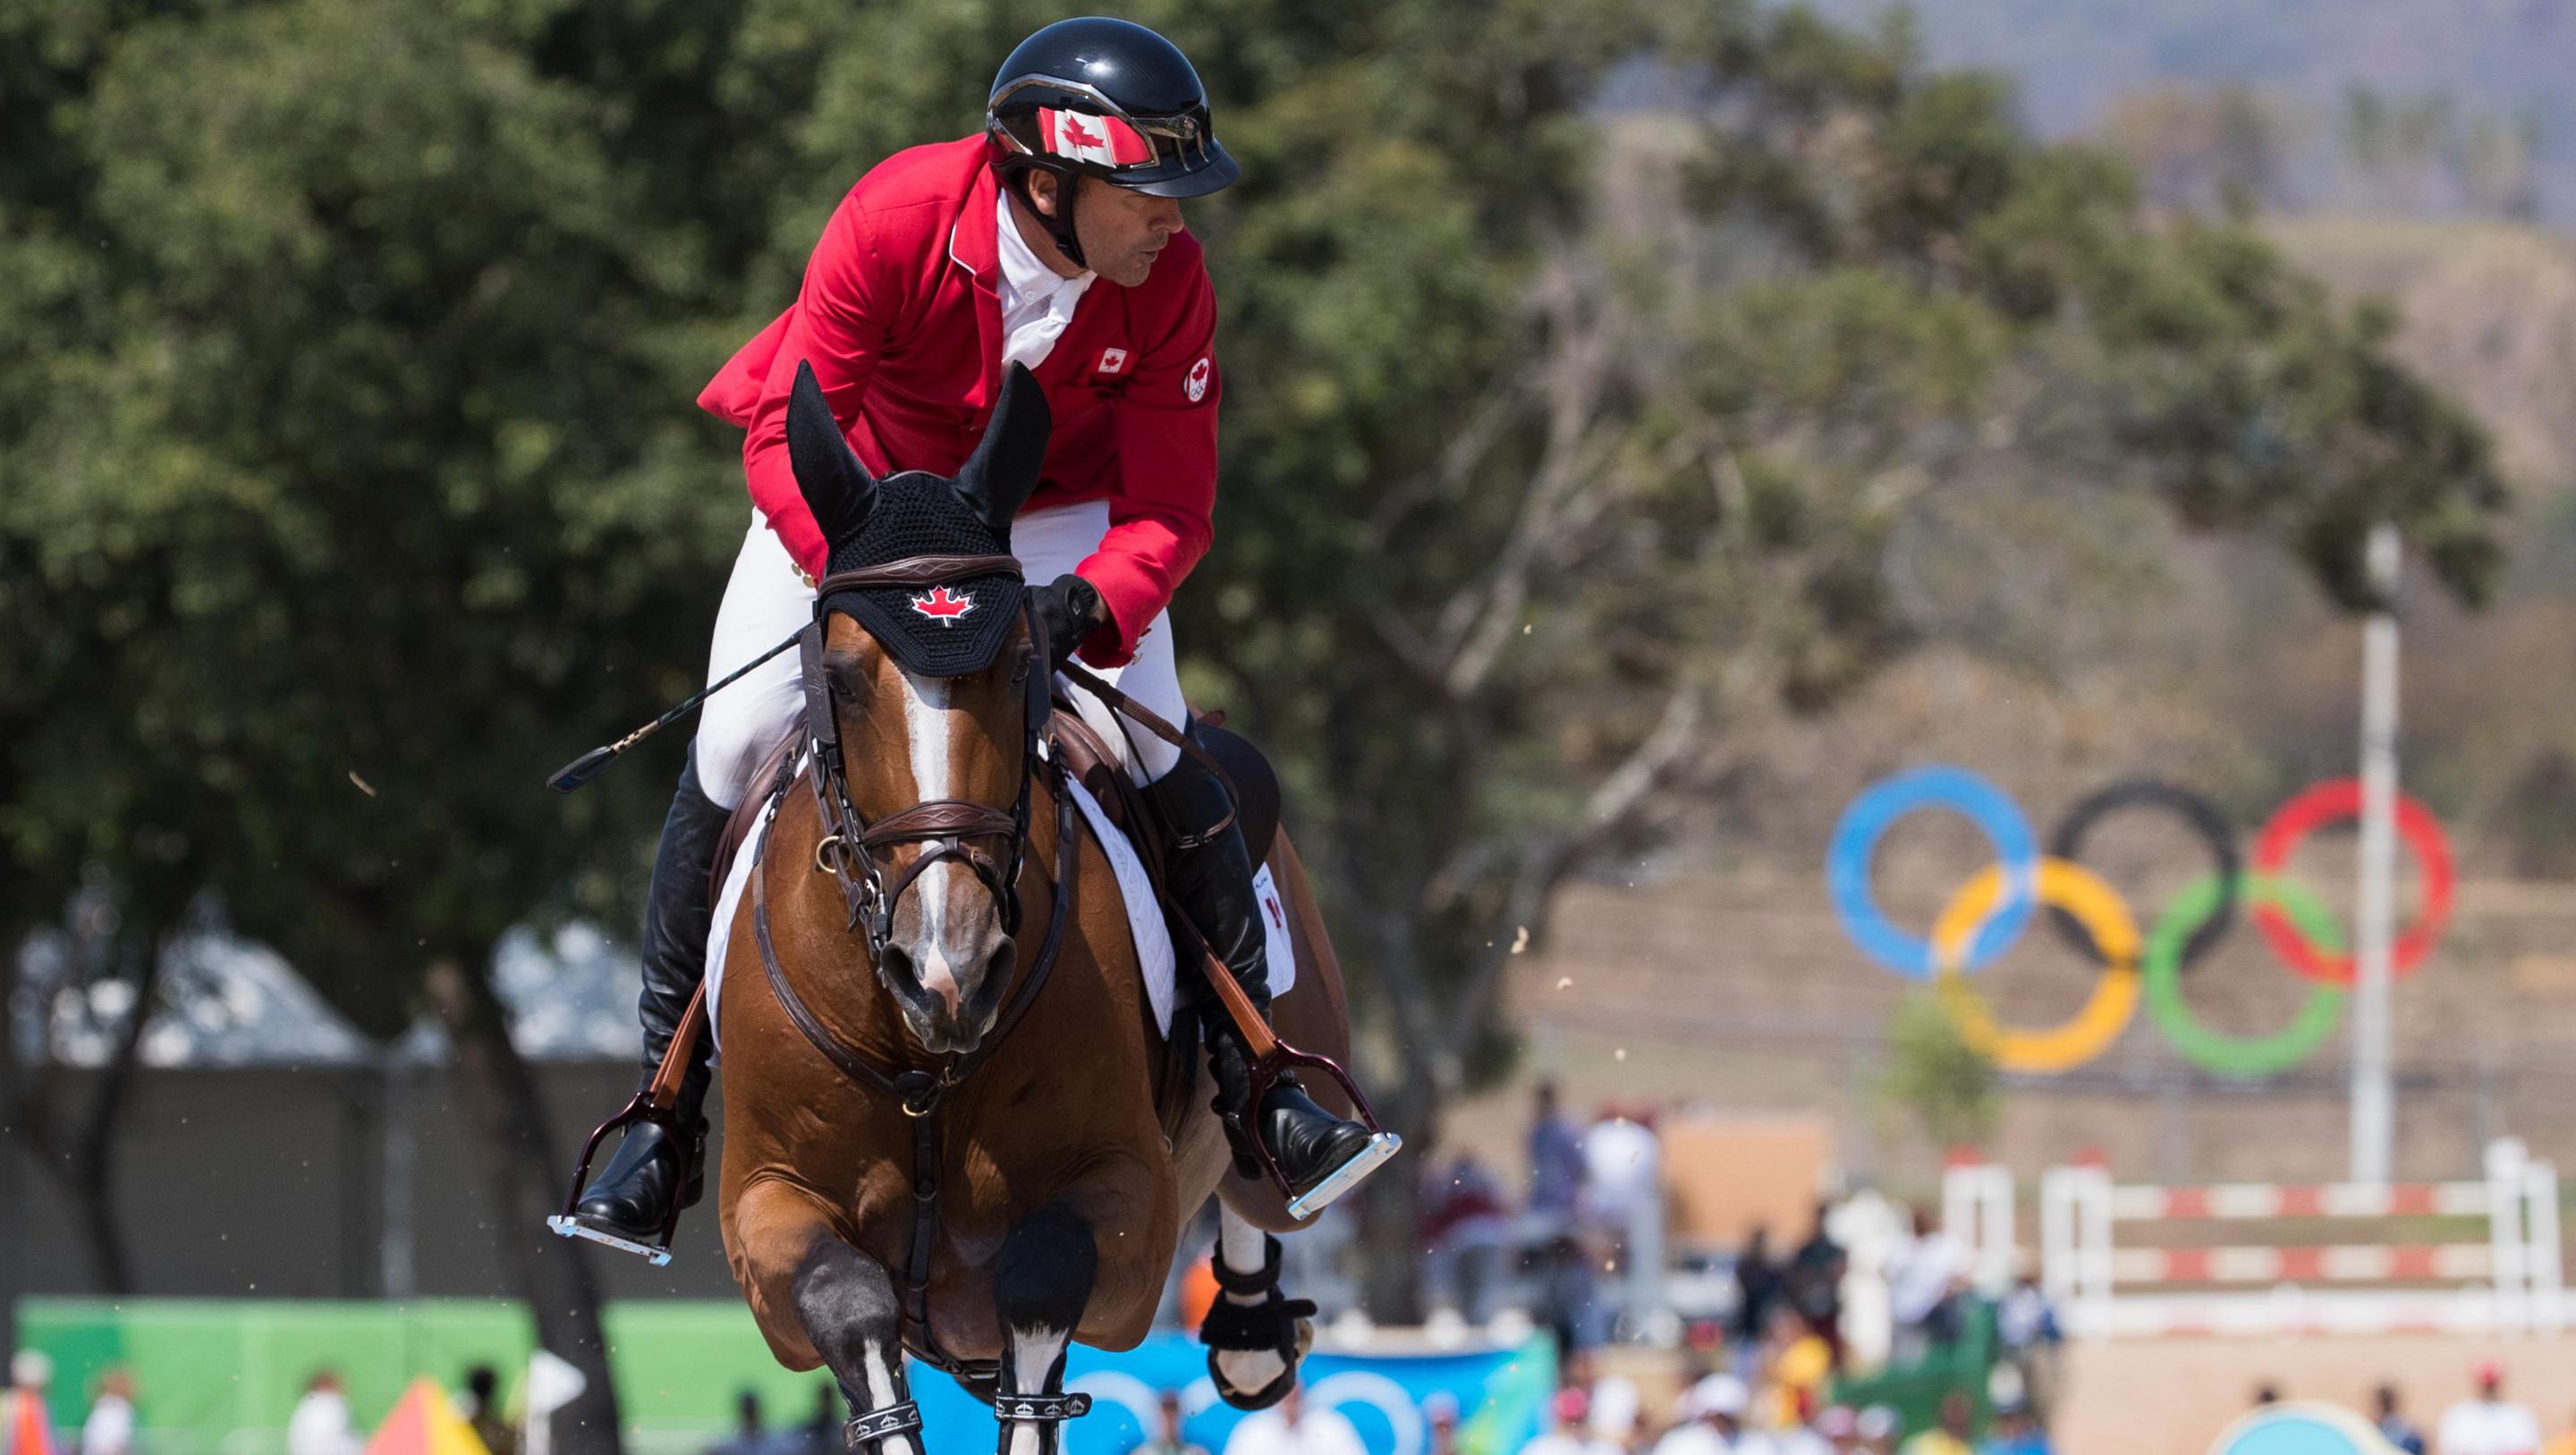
[749,550,1085,1397]
[801,553,1047,959]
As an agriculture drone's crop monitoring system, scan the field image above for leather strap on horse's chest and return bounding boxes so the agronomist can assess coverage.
[750,748,1083,1385]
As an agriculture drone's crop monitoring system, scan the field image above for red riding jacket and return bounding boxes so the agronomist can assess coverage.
[698,136,1222,665]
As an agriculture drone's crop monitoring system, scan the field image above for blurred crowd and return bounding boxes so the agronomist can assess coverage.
[13,1319,2576,1455]
[1415,1085,2063,1375]
[1517,1377,2045,1455]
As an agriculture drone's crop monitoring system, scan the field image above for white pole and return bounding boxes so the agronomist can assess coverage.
[2351,523,2402,1187]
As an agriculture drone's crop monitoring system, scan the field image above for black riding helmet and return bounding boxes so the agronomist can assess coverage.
[986,17,1239,267]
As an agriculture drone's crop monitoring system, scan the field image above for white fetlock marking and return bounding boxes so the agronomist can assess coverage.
[1211,1207,1298,1399]
[1004,1326,1070,1455]
[859,1344,921,1455]
[1218,1205,1267,1278]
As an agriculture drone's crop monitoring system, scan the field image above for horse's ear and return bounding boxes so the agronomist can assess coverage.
[954,363,1053,535]
[787,360,876,547]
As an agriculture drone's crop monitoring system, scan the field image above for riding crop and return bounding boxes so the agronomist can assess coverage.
[545,629,805,792]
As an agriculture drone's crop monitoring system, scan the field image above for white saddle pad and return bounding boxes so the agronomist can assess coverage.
[704,758,1294,1054]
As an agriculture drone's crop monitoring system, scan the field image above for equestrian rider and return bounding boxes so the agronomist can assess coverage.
[568,18,1382,1248]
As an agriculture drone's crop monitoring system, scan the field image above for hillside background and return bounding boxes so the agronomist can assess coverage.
[1460,0,2576,1196]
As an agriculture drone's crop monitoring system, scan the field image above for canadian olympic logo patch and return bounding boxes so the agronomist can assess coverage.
[1097,347,1129,375]
[910,586,976,624]
[1184,356,1211,403]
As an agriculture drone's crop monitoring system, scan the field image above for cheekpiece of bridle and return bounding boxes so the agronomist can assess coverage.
[801,552,1054,991]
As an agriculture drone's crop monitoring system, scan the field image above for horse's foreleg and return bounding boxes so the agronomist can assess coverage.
[992,1201,1099,1455]
[732,1180,923,1455]
[792,1237,926,1455]
[1202,1204,1314,1410]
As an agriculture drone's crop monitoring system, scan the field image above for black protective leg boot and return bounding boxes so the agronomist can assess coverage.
[1146,750,1378,1205]
[572,749,728,1244]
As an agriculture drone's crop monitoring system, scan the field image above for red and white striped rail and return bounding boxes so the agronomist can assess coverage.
[2107,1180,2487,1222]
[2107,1243,2490,1283]
[2004,1139,2568,1340]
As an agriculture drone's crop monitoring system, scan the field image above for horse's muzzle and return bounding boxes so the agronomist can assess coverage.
[881,936,1016,1055]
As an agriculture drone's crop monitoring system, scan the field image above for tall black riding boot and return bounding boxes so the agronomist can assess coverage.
[571,749,728,1248]
[1145,748,1388,1214]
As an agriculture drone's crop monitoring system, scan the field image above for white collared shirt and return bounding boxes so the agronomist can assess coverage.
[994,190,1094,371]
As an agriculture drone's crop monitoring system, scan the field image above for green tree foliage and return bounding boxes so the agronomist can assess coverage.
[2,0,2506,1344]
[1877,993,2000,1155]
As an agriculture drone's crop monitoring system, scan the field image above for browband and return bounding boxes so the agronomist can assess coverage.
[817,554,1023,593]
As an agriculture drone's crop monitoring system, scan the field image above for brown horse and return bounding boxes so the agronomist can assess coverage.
[713,364,1360,1455]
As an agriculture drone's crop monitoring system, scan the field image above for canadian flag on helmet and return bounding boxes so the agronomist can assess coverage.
[1039,107,1155,167]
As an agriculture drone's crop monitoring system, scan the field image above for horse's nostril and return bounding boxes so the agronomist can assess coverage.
[881,945,915,987]
[983,942,1016,995]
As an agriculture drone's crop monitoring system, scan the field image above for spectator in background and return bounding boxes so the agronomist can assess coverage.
[1224,1387,1364,1455]
[1975,1402,2049,1455]
[459,1366,513,1455]
[80,1369,133,1455]
[1578,1108,1659,1236]
[1519,1386,1608,1455]
[1537,1232,1606,1362]
[285,1373,357,1455]
[1811,1408,1859,1455]
[1130,1389,1208,1455]
[704,1392,770,1455]
[1884,1209,1965,1363]
[1782,1204,1847,1366]
[1580,1106,1663,1337]
[1421,1154,1513,1324]
[1649,1375,1764,1455]
[1993,1273,2061,1429]
[2436,1362,2540,1455]
[1853,1408,1899,1455]
[2377,1385,2427,1455]
[1767,1405,1833,1455]
[786,1386,841,1455]
[1528,1083,1585,1232]
[1423,1394,1461,1455]
[1895,1394,1973,1455]
[1731,1227,1783,1362]
[1588,1377,1643,1455]
[1758,1308,1835,1432]
[5,1352,56,1455]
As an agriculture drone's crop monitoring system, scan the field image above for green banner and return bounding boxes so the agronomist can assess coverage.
[20,1299,841,1455]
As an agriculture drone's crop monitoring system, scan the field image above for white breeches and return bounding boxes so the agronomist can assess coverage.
[694,498,1186,810]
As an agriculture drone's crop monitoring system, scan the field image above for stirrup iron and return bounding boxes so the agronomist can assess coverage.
[547,1090,687,1265]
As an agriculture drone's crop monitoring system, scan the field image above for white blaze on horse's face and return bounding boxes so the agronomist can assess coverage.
[886,666,1018,1054]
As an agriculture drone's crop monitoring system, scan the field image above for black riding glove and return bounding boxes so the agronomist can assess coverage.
[1030,573,1106,672]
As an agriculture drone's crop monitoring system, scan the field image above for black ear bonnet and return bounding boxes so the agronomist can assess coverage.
[784,360,1054,679]
[818,472,1027,677]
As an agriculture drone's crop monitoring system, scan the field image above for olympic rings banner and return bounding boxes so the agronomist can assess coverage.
[1826,767,2455,1077]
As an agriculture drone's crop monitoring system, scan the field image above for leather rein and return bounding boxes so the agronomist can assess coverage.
[748,552,1080,1392]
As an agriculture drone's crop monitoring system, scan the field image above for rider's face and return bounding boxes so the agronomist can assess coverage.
[1030,172,1183,288]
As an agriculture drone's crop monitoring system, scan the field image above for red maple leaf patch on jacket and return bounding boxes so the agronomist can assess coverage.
[910,586,977,623]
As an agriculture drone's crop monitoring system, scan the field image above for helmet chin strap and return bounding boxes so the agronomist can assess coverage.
[1004,166,1086,271]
